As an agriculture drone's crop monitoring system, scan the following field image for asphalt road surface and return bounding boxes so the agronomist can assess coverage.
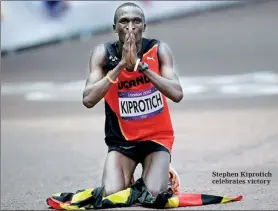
[1,1,278,210]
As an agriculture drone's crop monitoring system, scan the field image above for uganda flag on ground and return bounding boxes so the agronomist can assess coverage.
[46,178,243,209]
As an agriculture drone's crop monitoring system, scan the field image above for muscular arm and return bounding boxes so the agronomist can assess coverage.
[83,44,125,108]
[141,42,183,102]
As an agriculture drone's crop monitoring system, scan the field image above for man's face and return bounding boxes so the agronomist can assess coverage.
[113,6,146,43]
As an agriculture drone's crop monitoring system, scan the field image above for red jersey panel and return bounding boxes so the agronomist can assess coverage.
[104,43,174,152]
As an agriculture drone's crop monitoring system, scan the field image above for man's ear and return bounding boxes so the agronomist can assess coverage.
[143,24,146,32]
[113,24,117,33]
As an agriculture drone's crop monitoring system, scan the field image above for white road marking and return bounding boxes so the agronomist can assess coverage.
[1,71,278,102]
[25,92,56,101]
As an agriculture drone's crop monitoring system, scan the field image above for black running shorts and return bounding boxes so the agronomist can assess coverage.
[107,141,170,163]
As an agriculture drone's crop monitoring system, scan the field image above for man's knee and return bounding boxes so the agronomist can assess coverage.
[103,183,127,196]
[102,166,132,196]
[145,180,168,197]
[101,151,137,196]
[142,151,170,197]
[140,178,172,209]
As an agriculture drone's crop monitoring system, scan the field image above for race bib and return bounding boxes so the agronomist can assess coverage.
[118,87,164,120]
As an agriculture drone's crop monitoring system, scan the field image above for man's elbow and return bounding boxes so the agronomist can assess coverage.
[172,90,183,103]
[83,97,95,109]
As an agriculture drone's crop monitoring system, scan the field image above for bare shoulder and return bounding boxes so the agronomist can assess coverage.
[158,41,172,53]
[84,43,107,86]
[89,43,107,72]
[157,41,173,65]
[157,41,180,81]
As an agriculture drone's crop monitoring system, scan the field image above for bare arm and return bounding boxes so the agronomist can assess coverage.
[82,44,125,108]
[140,42,183,102]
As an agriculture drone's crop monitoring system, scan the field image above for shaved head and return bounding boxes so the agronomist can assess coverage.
[113,2,146,45]
[113,2,145,24]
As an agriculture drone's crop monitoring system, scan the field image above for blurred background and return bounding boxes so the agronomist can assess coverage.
[1,1,278,210]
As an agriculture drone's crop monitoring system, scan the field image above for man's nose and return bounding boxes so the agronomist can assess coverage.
[126,22,135,32]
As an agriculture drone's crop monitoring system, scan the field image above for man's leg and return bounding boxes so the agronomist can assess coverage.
[141,150,171,196]
[101,151,138,196]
